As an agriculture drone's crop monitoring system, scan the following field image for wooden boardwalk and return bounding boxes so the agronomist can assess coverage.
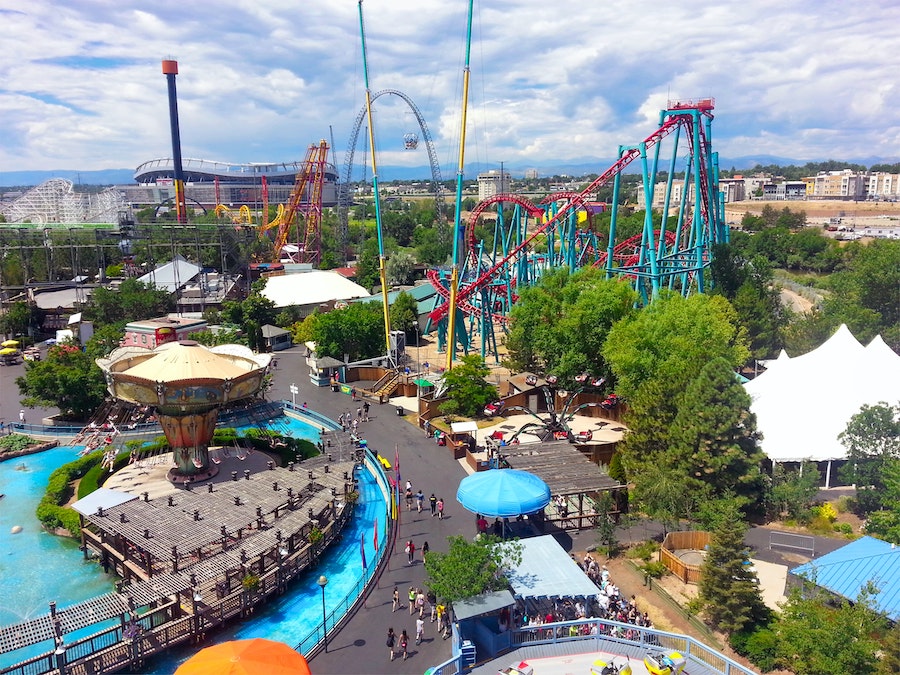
[0,431,363,675]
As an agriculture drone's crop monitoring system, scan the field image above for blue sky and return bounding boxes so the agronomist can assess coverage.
[2,1,900,177]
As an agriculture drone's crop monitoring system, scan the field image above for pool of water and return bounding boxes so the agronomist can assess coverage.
[0,411,387,671]
[0,446,120,668]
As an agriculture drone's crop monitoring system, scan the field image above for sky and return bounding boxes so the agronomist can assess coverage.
[2,0,900,179]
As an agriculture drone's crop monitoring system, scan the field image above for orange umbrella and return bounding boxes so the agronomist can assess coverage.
[175,638,311,675]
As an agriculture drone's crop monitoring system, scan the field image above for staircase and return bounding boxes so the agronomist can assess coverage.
[368,370,402,401]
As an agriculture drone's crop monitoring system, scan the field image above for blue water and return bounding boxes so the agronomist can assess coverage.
[0,447,120,668]
[0,413,388,672]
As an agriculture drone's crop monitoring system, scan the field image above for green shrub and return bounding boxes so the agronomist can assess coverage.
[834,495,852,514]
[640,560,668,579]
[627,540,659,562]
[729,626,778,672]
[0,433,37,454]
[834,522,853,536]
[608,452,627,484]
[36,451,103,535]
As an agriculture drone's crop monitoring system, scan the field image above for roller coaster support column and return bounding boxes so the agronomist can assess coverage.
[358,1,393,363]
[161,59,188,224]
[446,0,475,372]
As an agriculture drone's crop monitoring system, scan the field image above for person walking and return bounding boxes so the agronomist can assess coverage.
[427,590,437,622]
[363,401,370,421]
[392,586,401,612]
[415,589,425,617]
[408,587,416,615]
[386,627,396,661]
[415,489,425,513]
[416,616,425,645]
[405,486,414,511]
[436,603,446,633]
[423,418,431,438]
[436,497,444,519]
[421,541,430,561]
[405,540,415,565]
[429,493,437,516]
[399,629,409,660]
[19,409,25,424]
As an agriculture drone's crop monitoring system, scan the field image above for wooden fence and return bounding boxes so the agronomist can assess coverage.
[659,531,710,584]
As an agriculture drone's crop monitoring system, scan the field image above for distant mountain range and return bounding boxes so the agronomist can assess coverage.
[1,155,898,187]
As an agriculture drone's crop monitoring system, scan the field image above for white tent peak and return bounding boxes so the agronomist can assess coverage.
[745,325,900,464]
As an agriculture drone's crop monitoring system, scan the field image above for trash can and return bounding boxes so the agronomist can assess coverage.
[396,406,404,417]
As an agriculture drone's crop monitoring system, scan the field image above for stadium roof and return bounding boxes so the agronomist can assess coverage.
[260,271,370,308]
[791,536,900,621]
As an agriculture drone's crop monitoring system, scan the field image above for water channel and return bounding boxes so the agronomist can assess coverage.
[0,412,388,672]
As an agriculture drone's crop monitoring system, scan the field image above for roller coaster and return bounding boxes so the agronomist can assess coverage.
[425,98,727,361]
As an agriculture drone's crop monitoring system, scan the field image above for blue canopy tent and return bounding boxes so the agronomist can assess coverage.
[456,469,551,519]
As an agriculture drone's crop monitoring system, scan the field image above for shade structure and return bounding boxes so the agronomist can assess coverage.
[0,347,17,355]
[1,339,19,347]
[456,469,551,518]
[174,638,311,675]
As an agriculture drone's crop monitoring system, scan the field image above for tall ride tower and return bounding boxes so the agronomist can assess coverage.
[162,59,188,224]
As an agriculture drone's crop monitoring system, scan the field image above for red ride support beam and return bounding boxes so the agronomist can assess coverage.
[162,59,188,224]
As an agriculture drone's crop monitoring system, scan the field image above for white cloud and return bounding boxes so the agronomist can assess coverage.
[1,0,900,173]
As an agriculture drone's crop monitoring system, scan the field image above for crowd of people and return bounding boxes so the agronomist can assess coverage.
[509,553,653,641]
[386,586,449,661]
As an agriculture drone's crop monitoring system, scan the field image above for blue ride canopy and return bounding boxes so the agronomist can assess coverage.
[456,469,551,519]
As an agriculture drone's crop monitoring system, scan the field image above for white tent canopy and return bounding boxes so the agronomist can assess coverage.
[745,325,900,464]
[260,270,370,309]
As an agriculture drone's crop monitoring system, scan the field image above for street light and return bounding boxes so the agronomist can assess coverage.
[318,575,328,652]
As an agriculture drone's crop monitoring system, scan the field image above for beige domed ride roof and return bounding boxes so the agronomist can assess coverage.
[120,341,259,382]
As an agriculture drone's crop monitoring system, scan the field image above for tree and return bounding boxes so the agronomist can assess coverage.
[439,354,497,418]
[85,278,174,326]
[838,402,900,514]
[222,289,277,353]
[766,461,820,521]
[603,292,749,402]
[354,237,381,291]
[774,581,887,675]
[389,291,418,340]
[84,322,127,360]
[311,302,386,362]
[1,301,43,338]
[668,358,767,515]
[505,267,638,386]
[424,535,522,603]
[698,502,770,634]
[386,251,415,286]
[16,343,107,420]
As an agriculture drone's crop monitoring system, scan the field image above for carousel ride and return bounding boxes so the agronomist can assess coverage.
[425,99,726,363]
[96,341,271,482]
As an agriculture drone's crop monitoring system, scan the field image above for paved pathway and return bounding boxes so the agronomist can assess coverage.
[268,346,467,674]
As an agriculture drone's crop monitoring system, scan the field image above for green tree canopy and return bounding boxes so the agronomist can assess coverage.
[505,267,639,387]
[424,535,522,603]
[603,291,749,401]
[668,357,767,515]
[773,581,888,675]
[16,343,107,419]
[84,278,174,326]
[389,291,418,341]
[311,302,386,362]
[838,401,900,514]
[439,354,497,418]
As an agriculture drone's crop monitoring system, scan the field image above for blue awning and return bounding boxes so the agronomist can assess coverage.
[504,535,600,599]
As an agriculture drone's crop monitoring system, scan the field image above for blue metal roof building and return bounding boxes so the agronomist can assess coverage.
[790,536,900,621]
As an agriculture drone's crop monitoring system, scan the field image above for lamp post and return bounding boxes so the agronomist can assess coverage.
[318,575,328,652]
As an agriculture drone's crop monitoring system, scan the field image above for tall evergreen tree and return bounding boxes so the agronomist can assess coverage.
[698,502,770,634]
[669,357,767,514]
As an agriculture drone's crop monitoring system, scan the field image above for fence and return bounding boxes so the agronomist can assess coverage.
[659,531,710,584]
[769,531,815,556]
